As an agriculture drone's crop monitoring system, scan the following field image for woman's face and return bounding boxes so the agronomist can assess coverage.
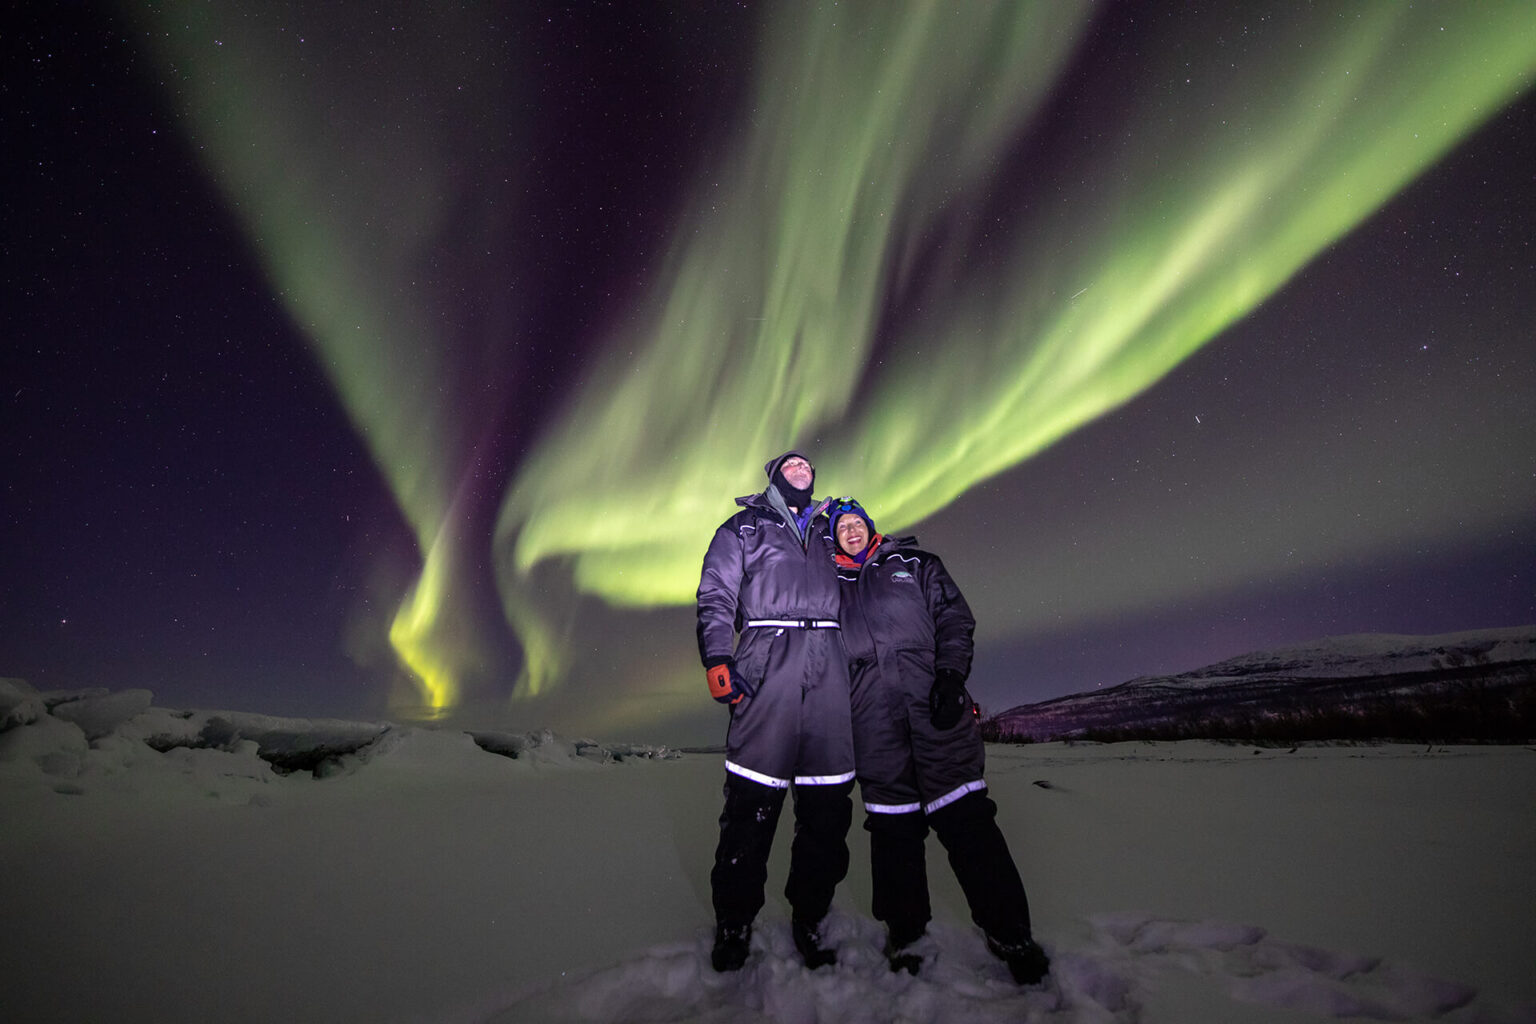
[835,514,869,556]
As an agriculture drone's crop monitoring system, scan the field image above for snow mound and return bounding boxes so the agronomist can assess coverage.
[50,687,154,740]
[471,728,682,765]
[0,677,47,729]
[0,712,90,778]
[0,681,679,792]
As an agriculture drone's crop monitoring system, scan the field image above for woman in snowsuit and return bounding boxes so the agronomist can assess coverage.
[830,497,1049,984]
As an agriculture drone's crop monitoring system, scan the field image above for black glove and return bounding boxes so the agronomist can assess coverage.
[706,656,756,705]
[928,668,969,729]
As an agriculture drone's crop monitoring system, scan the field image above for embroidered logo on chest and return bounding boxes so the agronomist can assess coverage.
[889,570,916,585]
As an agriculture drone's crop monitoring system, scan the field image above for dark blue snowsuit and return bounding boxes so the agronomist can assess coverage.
[837,534,1035,950]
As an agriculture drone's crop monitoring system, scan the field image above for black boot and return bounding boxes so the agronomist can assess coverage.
[884,931,924,975]
[986,933,1050,985]
[792,915,836,970]
[711,922,751,972]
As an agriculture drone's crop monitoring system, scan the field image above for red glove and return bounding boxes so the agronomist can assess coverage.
[705,657,755,704]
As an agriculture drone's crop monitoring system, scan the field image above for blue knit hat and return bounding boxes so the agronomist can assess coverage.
[829,496,876,538]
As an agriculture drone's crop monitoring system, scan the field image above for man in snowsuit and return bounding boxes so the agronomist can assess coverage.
[696,451,856,972]
[830,496,1049,985]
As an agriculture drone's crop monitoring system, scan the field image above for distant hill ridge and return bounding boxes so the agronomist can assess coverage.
[989,625,1536,744]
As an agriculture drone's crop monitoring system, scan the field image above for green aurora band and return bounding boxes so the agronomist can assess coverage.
[134,2,1536,710]
[497,2,1536,694]
[131,2,525,712]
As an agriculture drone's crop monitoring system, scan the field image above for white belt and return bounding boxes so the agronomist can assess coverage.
[745,619,840,629]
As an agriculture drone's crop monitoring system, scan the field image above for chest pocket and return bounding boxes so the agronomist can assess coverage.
[875,560,934,655]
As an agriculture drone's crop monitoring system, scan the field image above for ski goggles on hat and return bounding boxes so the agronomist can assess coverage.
[830,497,872,523]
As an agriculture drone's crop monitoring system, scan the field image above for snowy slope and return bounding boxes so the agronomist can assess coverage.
[993,626,1536,742]
[1159,626,1536,686]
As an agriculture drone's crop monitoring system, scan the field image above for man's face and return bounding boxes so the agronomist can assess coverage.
[779,456,813,491]
[835,514,869,556]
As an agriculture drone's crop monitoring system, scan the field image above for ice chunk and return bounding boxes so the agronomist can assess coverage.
[50,688,154,740]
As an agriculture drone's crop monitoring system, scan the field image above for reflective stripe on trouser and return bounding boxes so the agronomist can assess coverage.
[863,779,985,816]
[724,760,857,788]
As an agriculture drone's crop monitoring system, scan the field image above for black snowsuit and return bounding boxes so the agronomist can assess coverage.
[696,459,855,930]
[837,535,1035,948]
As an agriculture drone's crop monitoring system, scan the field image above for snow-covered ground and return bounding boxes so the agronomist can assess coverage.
[2,694,1533,1023]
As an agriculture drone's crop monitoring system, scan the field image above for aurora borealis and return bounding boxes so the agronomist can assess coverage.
[5,2,1535,742]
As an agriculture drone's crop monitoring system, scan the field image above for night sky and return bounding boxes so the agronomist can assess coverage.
[5,2,1534,745]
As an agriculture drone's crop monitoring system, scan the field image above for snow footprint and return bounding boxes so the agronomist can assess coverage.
[1087,912,1526,1022]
